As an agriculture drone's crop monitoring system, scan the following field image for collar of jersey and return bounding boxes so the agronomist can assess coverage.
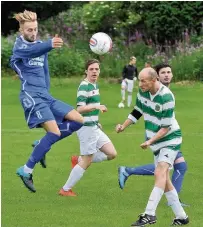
[149,82,164,99]
[84,78,97,86]
[20,35,38,44]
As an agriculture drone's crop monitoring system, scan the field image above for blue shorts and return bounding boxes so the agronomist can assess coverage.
[20,91,74,129]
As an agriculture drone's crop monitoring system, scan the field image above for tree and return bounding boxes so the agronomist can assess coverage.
[1,1,84,35]
[131,1,203,44]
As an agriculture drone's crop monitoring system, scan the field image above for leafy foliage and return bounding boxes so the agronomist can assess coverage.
[132,1,203,44]
[1,36,14,73]
[82,2,141,36]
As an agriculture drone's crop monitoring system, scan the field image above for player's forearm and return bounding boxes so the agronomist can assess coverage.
[121,118,134,130]
[121,108,142,130]
[148,127,170,145]
[15,40,53,59]
[44,55,50,90]
[77,104,99,114]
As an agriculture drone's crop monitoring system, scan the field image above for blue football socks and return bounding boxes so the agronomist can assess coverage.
[26,132,60,169]
[125,163,155,176]
[58,120,83,140]
[172,162,187,193]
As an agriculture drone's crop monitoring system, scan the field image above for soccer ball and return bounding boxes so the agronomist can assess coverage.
[89,32,112,55]
[118,102,125,108]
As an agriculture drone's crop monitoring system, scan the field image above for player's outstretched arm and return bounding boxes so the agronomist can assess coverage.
[77,104,107,114]
[140,127,170,149]
[13,34,63,59]
[116,119,133,133]
[116,107,142,133]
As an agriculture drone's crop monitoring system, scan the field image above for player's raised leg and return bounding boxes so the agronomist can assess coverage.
[118,164,155,189]
[33,107,84,169]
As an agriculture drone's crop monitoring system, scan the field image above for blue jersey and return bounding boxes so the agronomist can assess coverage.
[10,35,53,92]
[9,36,74,129]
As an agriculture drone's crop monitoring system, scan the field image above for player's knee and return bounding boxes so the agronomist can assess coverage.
[70,121,83,132]
[53,131,61,136]
[65,110,84,124]
[175,161,188,174]
[51,131,61,137]
[80,155,92,169]
[76,115,84,124]
[107,150,117,160]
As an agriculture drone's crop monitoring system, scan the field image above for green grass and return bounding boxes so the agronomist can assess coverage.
[2,77,203,227]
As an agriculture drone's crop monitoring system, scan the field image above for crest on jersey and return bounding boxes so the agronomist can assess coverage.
[155,104,161,112]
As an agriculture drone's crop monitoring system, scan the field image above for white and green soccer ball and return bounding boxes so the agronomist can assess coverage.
[89,32,112,55]
[118,102,125,108]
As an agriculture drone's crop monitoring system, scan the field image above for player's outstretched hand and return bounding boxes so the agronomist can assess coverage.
[52,34,63,48]
[98,105,107,113]
[140,140,151,149]
[116,124,124,133]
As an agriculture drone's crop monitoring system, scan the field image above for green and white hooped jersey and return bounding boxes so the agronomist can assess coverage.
[135,84,182,152]
[77,79,100,126]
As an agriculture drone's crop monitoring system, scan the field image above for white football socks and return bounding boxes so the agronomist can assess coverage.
[63,164,85,191]
[165,189,187,219]
[127,95,132,107]
[24,164,33,174]
[121,89,125,101]
[78,151,108,163]
[145,186,164,216]
[92,151,108,162]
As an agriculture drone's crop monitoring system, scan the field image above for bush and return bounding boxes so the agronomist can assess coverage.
[1,36,14,74]
[1,35,203,81]
[170,48,203,81]
[48,47,87,77]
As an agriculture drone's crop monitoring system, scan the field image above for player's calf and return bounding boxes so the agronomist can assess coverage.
[32,140,47,168]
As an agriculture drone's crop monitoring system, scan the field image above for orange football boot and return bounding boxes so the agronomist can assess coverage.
[59,188,77,197]
[71,156,79,168]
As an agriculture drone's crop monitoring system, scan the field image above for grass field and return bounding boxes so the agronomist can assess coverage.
[2,77,203,227]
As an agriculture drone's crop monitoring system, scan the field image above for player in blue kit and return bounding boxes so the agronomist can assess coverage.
[118,63,189,207]
[10,10,84,193]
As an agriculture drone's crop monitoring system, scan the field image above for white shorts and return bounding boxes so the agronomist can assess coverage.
[154,148,179,169]
[121,79,134,92]
[76,125,111,155]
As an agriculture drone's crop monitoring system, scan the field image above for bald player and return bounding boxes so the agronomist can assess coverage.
[116,68,189,226]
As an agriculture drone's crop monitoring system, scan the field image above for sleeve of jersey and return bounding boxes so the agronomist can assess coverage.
[77,84,88,106]
[135,67,138,78]
[161,94,175,128]
[128,92,143,123]
[44,54,50,91]
[122,66,127,79]
[13,39,53,59]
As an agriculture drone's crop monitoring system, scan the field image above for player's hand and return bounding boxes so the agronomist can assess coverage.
[140,140,151,149]
[116,124,125,133]
[98,105,107,113]
[52,34,63,48]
